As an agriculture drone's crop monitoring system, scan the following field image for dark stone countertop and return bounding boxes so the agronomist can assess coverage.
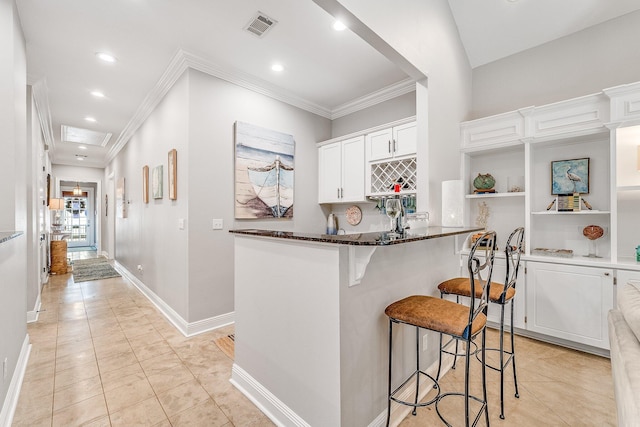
[0,231,23,245]
[229,226,482,246]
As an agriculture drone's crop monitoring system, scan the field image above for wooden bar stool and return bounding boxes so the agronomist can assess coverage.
[385,230,496,427]
[437,227,524,420]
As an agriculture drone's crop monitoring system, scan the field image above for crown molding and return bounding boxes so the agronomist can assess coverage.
[330,78,416,119]
[106,49,416,163]
[30,79,55,151]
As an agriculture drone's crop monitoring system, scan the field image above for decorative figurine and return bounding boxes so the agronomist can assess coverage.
[473,173,496,193]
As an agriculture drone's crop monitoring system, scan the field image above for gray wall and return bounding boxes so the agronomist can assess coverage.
[472,9,640,119]
[107,72,191,320]
[0,0,28,417]
[330,91,416,138]
[108,68,331,324]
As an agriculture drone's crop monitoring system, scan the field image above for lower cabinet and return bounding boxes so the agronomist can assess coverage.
[486,257,526,330]
[525,262,614,350]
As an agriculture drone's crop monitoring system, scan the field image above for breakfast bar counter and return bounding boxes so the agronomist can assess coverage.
[230,226,480,426]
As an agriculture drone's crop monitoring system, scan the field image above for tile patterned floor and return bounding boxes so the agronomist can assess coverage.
[13,252,617,426]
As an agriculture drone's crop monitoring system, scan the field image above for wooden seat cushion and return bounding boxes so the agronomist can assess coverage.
[385,295,486,339]
[438,277,515,303]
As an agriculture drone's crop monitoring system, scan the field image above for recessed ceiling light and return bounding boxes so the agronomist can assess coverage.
[78,145,87,150]
[271,63,284,72]
[96,52,117,63]
[90,90,105,98]
[84,117,96,123]
[333,20,347,31]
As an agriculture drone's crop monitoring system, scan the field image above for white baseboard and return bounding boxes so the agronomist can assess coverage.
[0,335,31,427]
[113,261,233,337]
[26,295,41,323]
[230,364,311,427]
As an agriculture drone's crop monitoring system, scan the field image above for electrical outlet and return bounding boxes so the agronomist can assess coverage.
[137,265,143,271]
[212,219,223,230]
[422,334,428,352]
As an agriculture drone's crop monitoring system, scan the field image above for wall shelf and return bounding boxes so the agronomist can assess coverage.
[531,210,610,215]
[465,192,524,199]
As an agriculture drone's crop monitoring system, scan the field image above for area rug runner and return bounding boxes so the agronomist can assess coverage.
[214,334,235,360]
[72,259,121,282]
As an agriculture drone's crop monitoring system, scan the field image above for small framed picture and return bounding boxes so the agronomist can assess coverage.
[142,165,149,204]
[168,149,177,200]
[551,158,589,195]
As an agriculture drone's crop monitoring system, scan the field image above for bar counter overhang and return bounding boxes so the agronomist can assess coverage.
[230,226,481,427]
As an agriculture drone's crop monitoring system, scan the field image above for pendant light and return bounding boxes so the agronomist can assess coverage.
[73,182,82,196]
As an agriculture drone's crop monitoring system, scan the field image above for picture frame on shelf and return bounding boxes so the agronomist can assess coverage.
[551,157,589,195]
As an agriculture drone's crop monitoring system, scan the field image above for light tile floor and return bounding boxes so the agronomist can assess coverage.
[13,252,616,426]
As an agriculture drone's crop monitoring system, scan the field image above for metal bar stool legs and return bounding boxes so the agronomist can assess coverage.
[386,319,440,427]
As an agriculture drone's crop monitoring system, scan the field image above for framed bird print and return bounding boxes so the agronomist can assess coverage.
[551,158,589,195]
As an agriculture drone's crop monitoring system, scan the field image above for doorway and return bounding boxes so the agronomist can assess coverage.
[61,189,95,248]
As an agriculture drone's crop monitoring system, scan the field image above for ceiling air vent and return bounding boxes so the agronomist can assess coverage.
[244,11,277,37]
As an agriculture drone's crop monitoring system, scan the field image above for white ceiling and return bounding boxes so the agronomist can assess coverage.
[448,0,640,68]
[16,0,640,168]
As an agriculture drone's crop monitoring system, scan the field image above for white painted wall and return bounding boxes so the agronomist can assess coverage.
[0,0,28,420]
[472,10,640,119]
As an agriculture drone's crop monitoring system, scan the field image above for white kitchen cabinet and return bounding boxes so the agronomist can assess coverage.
[457,255,526,330]
[525,262,613,350]
[366,121,416,162]
[318,136,365,204]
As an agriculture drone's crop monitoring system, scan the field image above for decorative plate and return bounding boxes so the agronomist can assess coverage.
[345,205,362,226]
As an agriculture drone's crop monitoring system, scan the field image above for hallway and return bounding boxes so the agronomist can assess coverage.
[12,256,272,426]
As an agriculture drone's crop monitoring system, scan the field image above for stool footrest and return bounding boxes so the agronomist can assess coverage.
[475,347,515,372]
[436,392,487,427]
[389,370,440,409]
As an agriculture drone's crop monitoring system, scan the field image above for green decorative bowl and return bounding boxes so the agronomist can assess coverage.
[473,173,495,191]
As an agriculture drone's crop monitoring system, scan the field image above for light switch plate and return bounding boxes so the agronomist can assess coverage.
[178,218,185,230]
[212,219,223,230]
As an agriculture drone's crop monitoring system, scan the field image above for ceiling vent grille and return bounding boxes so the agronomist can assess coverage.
[244,11,277,37]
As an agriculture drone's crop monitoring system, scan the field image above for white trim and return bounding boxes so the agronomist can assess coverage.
[113,261,233,337]
[30,79,55,152]
[331,78,416,120]
[230,364,311,427]
[0,335,31,427]
[26,295,41,323]
[105,49,417,164]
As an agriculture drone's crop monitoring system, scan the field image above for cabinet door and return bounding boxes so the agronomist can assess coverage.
[340,136,365,202]
[393,121,417,158]
[366,128,393,161]
[486,258,526,330]
[318,142,342,203]
[526,262,613,349]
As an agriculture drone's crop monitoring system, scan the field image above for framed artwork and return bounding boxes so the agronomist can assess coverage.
[551,158,589,195]
[46,173,51,206]
[116,177,127,218]
[234,121,295,219]
[105,194,108,216]
[152,165,163,199]
[168,149,177,200]
[142,165,149,203]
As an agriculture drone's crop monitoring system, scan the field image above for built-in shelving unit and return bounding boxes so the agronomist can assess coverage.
[457,80,640,352]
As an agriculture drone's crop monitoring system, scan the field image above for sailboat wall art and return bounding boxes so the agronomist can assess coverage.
[234,121,295,219]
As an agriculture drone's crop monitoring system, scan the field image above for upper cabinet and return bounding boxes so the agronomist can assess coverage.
[366,121,417,161]
[318,136,365,204]
[317,117,417,203]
